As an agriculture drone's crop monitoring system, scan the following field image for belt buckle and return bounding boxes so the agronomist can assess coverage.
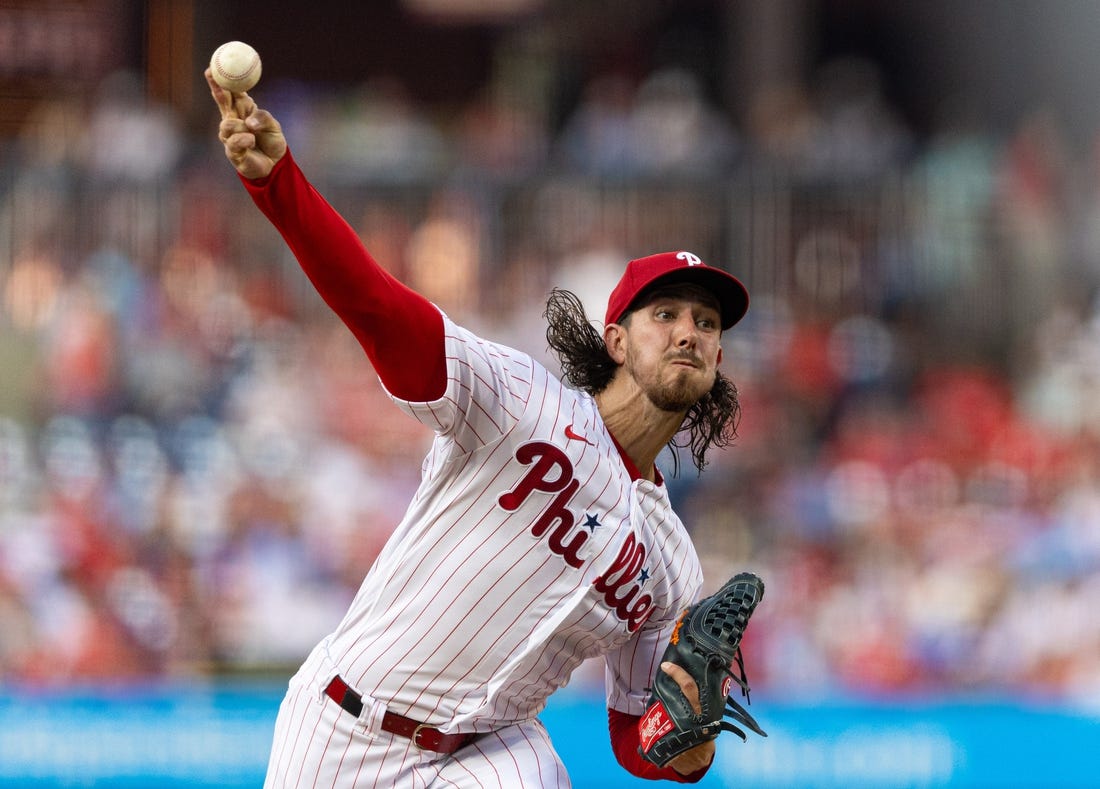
[412,723,431,750]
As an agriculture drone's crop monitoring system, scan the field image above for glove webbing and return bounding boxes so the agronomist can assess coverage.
[699,574,766,741]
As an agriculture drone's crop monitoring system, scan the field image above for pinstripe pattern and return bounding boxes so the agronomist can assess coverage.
[265,316,702,786]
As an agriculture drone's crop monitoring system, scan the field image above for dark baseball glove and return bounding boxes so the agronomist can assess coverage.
[638,571,767,768]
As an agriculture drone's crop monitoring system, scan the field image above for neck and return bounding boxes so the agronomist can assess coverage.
[595,382,685,482]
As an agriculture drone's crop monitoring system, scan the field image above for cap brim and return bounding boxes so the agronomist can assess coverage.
[630,267,749,330]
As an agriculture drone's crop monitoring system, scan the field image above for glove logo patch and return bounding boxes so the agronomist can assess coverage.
[722,675,734,698]
[639,701,675,751]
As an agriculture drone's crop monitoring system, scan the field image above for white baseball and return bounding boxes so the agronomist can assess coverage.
[210,41,262,93]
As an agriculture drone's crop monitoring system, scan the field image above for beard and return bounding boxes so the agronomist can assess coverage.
[646,373,709,412]
[628,349,715,413]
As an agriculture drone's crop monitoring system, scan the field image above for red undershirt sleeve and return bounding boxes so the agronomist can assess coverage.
[608,708,711,783]
[239,150,446,402]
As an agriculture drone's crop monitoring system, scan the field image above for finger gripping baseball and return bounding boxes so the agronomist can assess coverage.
[638,572,767,768]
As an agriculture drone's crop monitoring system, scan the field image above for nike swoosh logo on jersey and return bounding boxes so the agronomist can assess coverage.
[564,424,594,445]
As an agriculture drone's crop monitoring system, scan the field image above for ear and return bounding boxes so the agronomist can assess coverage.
[604,323,628,365]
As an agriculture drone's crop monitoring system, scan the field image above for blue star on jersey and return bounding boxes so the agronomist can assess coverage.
[583,513,600,531]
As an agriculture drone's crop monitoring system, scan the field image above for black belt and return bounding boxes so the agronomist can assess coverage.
[324,675,477,754]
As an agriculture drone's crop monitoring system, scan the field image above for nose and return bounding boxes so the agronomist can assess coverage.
[674,314,698,349]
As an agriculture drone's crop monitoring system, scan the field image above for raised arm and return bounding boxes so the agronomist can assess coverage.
[206,70,445,401]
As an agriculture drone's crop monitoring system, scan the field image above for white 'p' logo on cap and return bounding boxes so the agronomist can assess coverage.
[676,251,703,266]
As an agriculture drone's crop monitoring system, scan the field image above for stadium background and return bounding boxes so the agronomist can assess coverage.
[1,0,1099,786]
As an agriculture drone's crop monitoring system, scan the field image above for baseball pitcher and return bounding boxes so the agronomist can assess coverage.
[208,67,765,788]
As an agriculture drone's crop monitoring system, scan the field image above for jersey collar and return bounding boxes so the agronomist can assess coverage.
[607,431,665,486]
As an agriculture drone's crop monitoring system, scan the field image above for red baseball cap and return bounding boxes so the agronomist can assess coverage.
[604,251,749,330]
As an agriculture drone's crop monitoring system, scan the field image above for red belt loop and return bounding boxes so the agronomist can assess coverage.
[323,675,476,754]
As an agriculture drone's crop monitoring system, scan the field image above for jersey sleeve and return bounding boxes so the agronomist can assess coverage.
[387,316,535,450]
[240,150,446,402]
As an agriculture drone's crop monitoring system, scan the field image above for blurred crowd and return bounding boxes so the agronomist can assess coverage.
[1,55,1099,712]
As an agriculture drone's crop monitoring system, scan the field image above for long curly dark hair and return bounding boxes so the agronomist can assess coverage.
[543,287,740,474]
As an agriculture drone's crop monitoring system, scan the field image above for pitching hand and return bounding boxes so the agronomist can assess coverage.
[206,68,286,179]
[659,661,717,776]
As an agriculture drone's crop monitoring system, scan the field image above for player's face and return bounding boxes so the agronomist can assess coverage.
[620,287,723,412]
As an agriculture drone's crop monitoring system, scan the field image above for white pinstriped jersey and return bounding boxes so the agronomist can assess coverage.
[322,313,703,733]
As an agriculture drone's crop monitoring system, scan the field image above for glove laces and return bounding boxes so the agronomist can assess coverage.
[719,646,767,740]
